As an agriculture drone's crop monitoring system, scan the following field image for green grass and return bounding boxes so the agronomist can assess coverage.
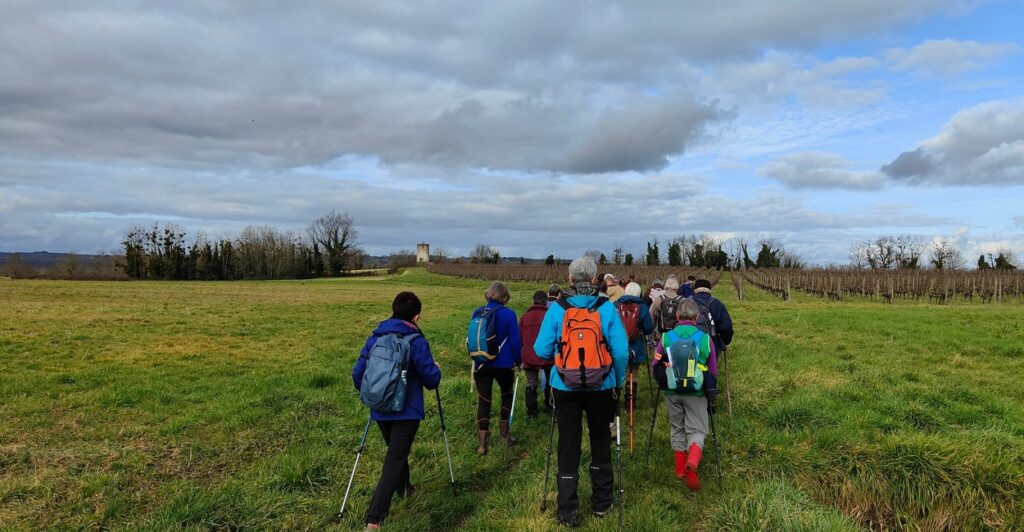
[1,269,1023,530]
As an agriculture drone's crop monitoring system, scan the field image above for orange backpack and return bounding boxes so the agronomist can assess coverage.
[556,298,612,389]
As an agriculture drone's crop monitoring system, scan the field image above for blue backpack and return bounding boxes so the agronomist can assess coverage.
[359,333,420,414]
[467,306,500,363]
[663,328,708,393]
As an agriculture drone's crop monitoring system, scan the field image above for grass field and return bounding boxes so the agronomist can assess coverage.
[2,269,1023,530]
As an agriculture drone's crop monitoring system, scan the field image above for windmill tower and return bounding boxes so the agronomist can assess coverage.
[416,243,430,263]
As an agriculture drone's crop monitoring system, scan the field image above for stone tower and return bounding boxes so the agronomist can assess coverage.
[416,243,430,263]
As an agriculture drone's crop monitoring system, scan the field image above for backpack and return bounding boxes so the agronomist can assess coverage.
[663,328,708,393]
[556,298,612,390]
[617,300,642,342]
[467,306,500,363]
[692,296,718,338]
[359,333,420,414]
[659,294,684,332]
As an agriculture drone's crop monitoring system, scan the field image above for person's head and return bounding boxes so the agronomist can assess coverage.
[548,283,562,298]
[664,277,680,292]
[687,275,696,283]
[625,282,642,297]
[619,278,628,288]
[392,291,422,323]
[604,273,617,286]
[652,277,664,289]
[485,281,511,304]
[694,279,712,292]
[532,290,548,306]
[677,298,700,321]
[568,256,598,285]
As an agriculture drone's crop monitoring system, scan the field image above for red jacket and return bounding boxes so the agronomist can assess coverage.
[519,304,552,369]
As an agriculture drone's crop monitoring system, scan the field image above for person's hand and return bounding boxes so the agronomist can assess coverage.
[434,361,441,369]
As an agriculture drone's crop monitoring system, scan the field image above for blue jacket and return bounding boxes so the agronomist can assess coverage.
[352,318,441,421]
[691,291,734,354]
[680,282,694,298]
[533,294,629,391]
[473,301,522,369]
[614,295,655,364]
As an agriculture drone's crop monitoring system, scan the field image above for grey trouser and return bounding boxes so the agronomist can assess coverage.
[663,394,708,451]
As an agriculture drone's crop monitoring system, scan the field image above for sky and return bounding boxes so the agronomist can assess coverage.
[1,0,1023,265]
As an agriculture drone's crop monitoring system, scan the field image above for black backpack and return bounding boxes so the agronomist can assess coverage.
[658,294,684,332]
[692,296,718,339]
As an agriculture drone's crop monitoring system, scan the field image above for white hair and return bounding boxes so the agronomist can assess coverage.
[568,256,597,284]
[664,277,680,291]
[625,282,641,297]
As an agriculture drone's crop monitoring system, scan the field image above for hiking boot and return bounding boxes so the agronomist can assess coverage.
[499,420,517,446]
[673,450,688,479]
[476,430,490,455]
[556,512,580,528]
[685,443,703,491]
[593,507,611,518]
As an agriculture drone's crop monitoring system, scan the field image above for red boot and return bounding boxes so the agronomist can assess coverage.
[685,443,702,491]
[673,450,688,479]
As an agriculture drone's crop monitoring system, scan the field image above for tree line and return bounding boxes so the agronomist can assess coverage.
[121,211,361,280]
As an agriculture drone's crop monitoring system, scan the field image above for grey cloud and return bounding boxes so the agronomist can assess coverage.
[882,99,1024,186]
[885,39,1017,76]
[759,152,886,190]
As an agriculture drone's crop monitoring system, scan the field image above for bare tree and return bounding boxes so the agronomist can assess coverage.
[471,244,499,263]
[306,210,357,276]
[929,238,965,270]
[893,234,927,269]
[849,241,870,269]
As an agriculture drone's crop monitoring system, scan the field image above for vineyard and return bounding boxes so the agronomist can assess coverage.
[425,263,721,287]
[741,268,1024,303]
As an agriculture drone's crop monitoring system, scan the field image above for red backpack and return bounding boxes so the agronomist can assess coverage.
[617,301,641,341]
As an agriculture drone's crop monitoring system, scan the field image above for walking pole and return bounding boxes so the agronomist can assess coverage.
[644,336,656,407]
[628,368,635,454]
[508,368,520,429]
[615,407,624,532]
[338,414,372,519]
[435,388,456,493]
[644,389,660,468]
[723,347,734,419]
[708,400,723,492]
[540,404,556,512]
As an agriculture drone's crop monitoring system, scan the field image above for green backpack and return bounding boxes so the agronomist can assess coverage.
[662,328,708,393]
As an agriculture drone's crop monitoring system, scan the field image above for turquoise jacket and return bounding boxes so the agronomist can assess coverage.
[533,294,630,391]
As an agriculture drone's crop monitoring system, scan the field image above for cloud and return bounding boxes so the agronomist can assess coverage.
[759,152,887,190]
[885,38,1017,76]
[882,99,1024,186]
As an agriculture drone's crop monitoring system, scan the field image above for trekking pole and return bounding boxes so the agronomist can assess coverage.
[628,368,635,454]
[508,368,520,429]
[723,347,734,419]
[338,414,372,519]
[540,404,556,512]
[645,336,656,407]
[644,389,660,468]
[435,388,456,493]
[615,408,624,532]
[708,401,723,492]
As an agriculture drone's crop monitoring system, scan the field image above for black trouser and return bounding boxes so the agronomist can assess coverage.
[525,366,553,415]
[365,419,419,525]
[553,388,616,519]
[474,366,514,431]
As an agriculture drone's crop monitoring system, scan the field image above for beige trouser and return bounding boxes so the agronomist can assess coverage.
[663,393,708,451]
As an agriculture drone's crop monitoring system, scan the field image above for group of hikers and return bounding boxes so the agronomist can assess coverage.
[350,256,734,529]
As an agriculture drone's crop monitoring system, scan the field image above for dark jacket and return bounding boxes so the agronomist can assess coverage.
[473,300,522,369]
[613,295,655,363]
[691,290,734,354]
[680,282,694,298]
[353,318,441,421]
[519,304,552,369]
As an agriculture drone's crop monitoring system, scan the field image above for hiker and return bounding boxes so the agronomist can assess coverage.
[650,276,684,334]
[604,273,625,301]
[651,298,717,491]
[547,283,563,307]
[520,290,553,417]
[690,279,734,358]
[680,275,696,298]
[644,277,664,308]
[352,292,442,530]
[470,281,522,454]
[614,282,654,409]
[534,256,629,527]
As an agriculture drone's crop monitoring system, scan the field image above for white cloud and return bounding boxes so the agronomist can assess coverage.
[882,99,1024,186]
[759,152,887,190]
[885,38,1017,76]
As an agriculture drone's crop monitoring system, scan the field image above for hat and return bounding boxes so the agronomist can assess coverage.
[695,279,712,290]
[603,273,617,281]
